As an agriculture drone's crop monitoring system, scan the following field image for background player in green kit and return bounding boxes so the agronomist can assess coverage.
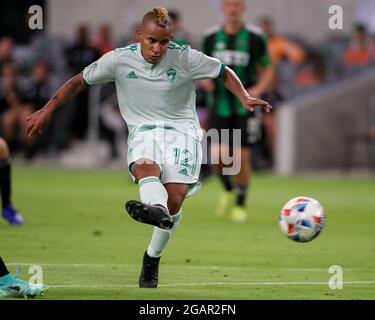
[202,0,274,222]
[26,7,271,288]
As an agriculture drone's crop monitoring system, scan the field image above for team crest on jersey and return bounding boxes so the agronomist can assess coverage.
[166,66,177,83]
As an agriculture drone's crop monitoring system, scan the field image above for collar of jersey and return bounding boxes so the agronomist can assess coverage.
[221,24,246,35]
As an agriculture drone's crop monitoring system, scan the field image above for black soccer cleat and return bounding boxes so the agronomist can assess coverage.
[125,200,174,230]
[139,251,160,288]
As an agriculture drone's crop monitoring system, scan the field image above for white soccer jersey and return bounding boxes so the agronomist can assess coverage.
[83,42,224,140]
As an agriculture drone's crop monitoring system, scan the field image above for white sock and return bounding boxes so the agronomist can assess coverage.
[138,176,168,210]
[147,209,182,258]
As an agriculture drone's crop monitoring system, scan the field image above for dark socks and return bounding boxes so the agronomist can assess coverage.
[219,174,233,192]
[235,184,248,207]
[0,256,10,277]
[0,159,11,209]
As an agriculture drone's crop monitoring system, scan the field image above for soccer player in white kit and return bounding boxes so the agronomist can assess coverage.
[26,8,272,288]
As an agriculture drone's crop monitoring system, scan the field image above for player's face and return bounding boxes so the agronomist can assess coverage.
[221,0,245,24]
[259,19,273,37]
[137,22,172,64]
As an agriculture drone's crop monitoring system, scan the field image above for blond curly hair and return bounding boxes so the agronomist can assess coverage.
[153,7,170,28]
[141,7,172,29]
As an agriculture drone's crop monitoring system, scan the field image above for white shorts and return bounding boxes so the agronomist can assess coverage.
[127,126,202,197]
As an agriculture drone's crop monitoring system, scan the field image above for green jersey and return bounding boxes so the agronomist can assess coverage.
[203,24,271,118]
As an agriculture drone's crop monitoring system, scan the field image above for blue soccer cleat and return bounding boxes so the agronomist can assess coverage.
[2,205,24,225]
[0,273,48,298]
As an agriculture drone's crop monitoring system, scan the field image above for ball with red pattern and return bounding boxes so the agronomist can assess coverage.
[279,196,326,242]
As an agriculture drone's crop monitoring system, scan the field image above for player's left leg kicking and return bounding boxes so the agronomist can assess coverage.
[125,128,201,288]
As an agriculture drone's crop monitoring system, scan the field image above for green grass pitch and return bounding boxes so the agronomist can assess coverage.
[1,166,374,299]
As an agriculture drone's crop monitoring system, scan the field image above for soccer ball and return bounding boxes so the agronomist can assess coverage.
[279,196,326,242]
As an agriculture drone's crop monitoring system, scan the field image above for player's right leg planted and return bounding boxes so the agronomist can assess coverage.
[139,183,186,288]
[139,211,182,288]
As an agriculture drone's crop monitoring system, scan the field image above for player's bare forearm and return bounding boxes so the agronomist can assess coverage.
[26,73,86,137]
[220,66,272,112]
[43,73,86,114]
[221,67,250,103]
[250,64,274,97]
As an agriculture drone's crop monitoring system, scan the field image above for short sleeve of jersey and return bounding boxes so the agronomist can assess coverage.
[187,48,224,80]
[82,51,115,86]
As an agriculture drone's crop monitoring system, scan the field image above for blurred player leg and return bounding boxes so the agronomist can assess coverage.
[212,142,235,216]
[231,146,251,222]
[0,137,23,225]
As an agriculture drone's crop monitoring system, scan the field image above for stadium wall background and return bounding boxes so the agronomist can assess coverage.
[47,0,362,46]
[276,69,375,174]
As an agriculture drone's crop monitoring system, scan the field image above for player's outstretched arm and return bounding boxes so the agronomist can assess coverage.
[26,73,86,137]
[220,66,272,113]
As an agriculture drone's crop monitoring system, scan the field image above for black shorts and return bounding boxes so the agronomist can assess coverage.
[261,91,284,110]
[208,113,262,148]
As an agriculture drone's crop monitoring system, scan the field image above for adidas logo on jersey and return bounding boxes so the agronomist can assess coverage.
[127,71,138,79]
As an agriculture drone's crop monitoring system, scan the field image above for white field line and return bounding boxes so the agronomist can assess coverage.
[6,263,372,272]
[7,263,245,270]
[49,281,375,288]
[7,263,374,288]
